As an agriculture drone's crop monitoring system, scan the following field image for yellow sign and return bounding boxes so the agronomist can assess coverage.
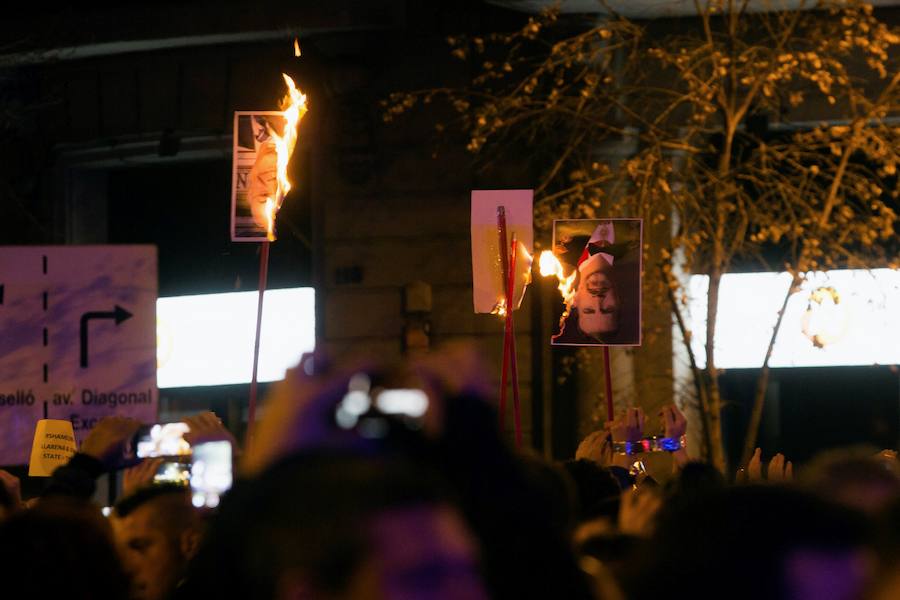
[28,419,77,477]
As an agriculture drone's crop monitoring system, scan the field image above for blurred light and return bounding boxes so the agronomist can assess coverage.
[375,389,429,417]
[687,269,900,368]
[156,287,315,388]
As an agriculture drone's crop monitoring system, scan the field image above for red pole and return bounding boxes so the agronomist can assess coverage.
[497,207,511,431]
[602,346,614,422]
[247,240,270,447]
[506,235,522,448]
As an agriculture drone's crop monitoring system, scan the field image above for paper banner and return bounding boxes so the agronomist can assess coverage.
[471,190,534,314]
[29,419,77,477]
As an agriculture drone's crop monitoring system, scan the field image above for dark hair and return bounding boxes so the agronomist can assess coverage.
[114,483,189,518]
[561,459,622,522]
[179,453,451,599]
[622,485,870,600]
[0,500,130,600]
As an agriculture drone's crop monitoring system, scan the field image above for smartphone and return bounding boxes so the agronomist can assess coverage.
[335,381,428,434]
[134,422,191,458]
[153,459,192,486]
[190,441,232,508]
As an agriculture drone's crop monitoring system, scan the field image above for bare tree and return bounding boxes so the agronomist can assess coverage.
[386,0,900,472]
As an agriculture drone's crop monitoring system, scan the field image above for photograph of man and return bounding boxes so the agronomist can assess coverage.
[551,219,642,346]
[231,112,285,241]
[246,116,279,229]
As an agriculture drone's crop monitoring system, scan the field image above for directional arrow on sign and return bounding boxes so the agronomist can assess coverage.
[79,305,133,368]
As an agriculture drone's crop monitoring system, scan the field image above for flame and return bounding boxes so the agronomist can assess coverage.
[264,199,277,241]
[294,38,302,57]
[539,251,578,326]
[493,240,534,318]
[264,74,308,240]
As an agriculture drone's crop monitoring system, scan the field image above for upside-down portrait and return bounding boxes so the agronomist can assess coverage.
[551,219,643,346]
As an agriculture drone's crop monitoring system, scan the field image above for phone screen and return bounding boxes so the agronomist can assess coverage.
[135,423,191,458]
[190,441,232,508]
[153,459,191,486]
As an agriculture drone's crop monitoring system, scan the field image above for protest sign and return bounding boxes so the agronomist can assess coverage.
[471,190,533,314]
[549,219,643,346]
[28,419,77,477]
[0,246,158,465]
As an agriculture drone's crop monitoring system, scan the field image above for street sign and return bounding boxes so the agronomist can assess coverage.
[0,246,158,465]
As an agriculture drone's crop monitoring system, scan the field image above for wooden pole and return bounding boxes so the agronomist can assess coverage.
[497,207,511,431]
[247,240,270,447]
[602,346,614,422]
[506,235,522,448]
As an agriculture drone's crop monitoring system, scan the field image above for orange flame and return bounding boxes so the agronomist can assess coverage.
[293,38,302,57]
[493,241,534,317]
[539,251,578,325]
[265,74,308,241]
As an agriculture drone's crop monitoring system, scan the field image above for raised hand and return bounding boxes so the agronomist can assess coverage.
[121,457,163,498]
[0,469,22,515]
[619,487,662,537]
[183,412,238,451]
[575,428,611,464]
[660,404,687,439]
[767,453,793,482]
[610,407,645,443]
[79,416,143,468]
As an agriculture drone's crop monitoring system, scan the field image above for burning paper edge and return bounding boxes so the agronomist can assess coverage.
[470,189,535,314]
[265,74,308,241]
[229,75,308,243]
[494,240,535,317]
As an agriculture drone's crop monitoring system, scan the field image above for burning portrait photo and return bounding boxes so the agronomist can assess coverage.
[549,218,643,346]
[231,111,287,241]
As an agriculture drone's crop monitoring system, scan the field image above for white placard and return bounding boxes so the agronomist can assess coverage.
[471,190,534,314]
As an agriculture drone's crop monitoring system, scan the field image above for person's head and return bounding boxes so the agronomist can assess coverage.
[622,485,872,600]
[184,454,488,600]
[562,459,621,524]
[0,500,130,600]
[802,447,900,514]
[572,254,619,338]
[112,485,202,600]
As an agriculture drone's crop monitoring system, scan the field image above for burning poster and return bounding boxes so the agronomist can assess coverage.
[231,111,286,241]
[471,190,534,314]
[545,218,643,346]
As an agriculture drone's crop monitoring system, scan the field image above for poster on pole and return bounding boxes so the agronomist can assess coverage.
[231,111,287,242]
[0,246,158,465]
[471,189,534,314]
[550,219,643,346]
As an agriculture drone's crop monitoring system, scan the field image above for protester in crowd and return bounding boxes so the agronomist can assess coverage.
[801,446,900,514]
[0,468,22,520]
[180,345,596,600]
[622,484,872,600]
[112,485,203,600]
[43,415,143,500]
[0,499,130,600]
[869,496,900,600]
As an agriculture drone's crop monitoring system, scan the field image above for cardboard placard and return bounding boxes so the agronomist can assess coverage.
[29,419,77,477]
[471,190,534,314]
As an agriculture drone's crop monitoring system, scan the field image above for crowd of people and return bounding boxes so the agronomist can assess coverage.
[1,344,899,599]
